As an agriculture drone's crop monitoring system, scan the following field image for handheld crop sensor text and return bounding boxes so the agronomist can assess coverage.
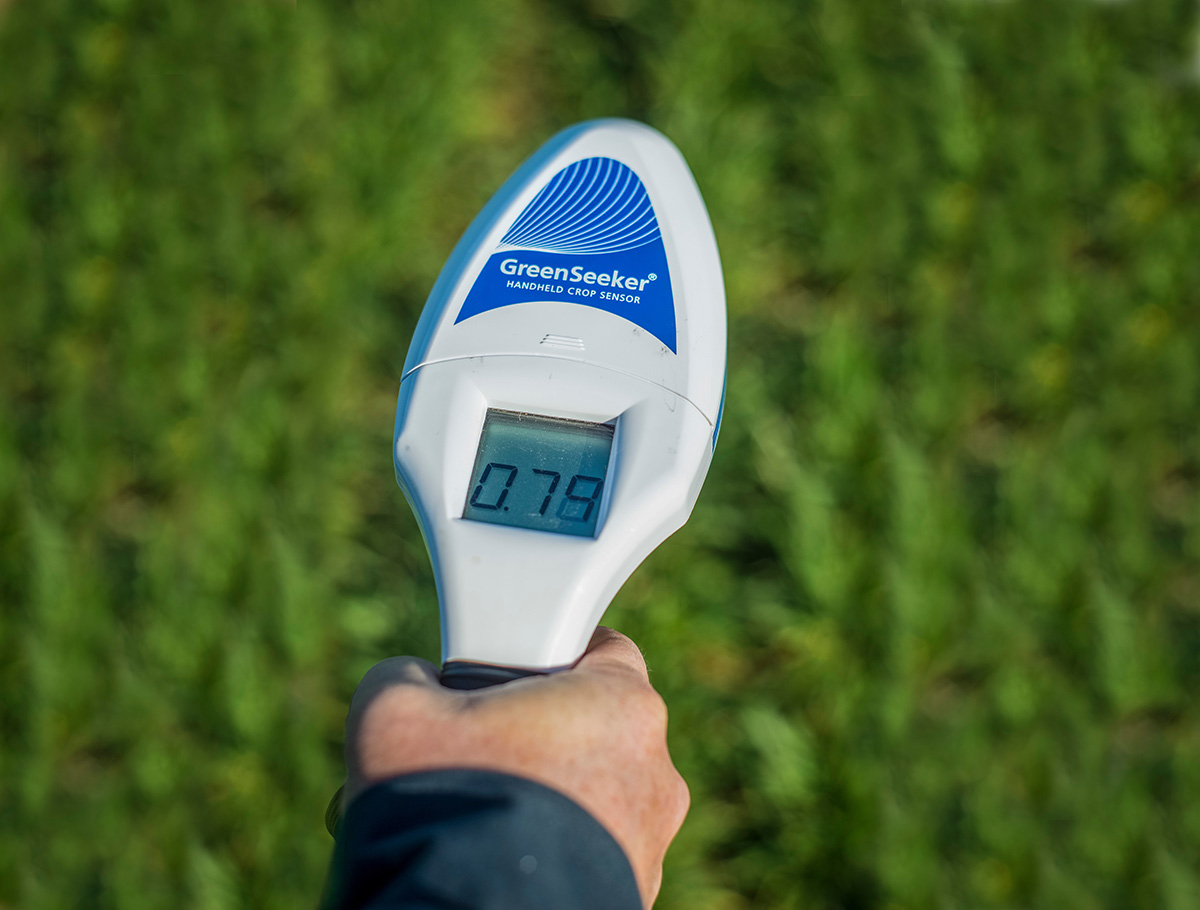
[395,119,726,690]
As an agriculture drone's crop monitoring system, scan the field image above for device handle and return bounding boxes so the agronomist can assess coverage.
[325,661,544,836]
[439,660,543,690]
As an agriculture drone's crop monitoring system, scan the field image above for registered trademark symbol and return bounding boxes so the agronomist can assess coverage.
[649,273,657,281]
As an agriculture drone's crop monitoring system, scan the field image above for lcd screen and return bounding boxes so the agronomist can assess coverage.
[462,410,615,538]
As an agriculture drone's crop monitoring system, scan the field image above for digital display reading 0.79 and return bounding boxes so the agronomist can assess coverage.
[462,410,615,538]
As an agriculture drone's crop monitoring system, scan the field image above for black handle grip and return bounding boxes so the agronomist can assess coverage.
[439,660,543,690]
[325,661,545,836]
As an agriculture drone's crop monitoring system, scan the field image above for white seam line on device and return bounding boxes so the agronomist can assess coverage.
[401,353,716,427]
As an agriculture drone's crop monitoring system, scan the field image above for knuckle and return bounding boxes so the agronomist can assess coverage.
[622,685,669,738]
[638,685,670,722]
[669,769,691,825]
[675,770,691,808]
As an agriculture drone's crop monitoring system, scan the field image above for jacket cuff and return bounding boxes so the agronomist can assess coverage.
[322,769,642,910]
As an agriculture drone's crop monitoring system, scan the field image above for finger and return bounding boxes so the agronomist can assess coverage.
[574,626,650,683]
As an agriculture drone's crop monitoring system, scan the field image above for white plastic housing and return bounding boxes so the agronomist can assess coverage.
[394,119,726,670]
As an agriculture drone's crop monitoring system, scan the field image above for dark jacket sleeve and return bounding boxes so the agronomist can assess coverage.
[321,769,643,910]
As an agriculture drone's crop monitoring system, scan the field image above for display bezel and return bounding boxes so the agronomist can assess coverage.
[460,408,617,538]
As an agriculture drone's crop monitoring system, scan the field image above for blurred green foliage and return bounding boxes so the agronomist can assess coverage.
[3,0,1200,907]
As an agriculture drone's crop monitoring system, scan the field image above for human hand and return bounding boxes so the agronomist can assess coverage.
[343,627,690,908]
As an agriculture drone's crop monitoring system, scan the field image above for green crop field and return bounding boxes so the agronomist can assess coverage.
[3,1,1199,907]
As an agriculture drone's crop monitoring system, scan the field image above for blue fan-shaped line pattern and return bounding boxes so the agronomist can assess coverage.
[499,157,661,255]
[509,160,636,251]
[501,158,658,254]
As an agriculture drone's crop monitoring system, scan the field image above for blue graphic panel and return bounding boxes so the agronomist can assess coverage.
[456,157,677,352]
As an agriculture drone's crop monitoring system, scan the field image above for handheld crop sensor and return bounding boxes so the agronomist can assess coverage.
[395,119,726,690]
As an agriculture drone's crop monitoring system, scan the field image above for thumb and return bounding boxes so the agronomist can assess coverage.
[348,655,442,723]
[344,656,443,800]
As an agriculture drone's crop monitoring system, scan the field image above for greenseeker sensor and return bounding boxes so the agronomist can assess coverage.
[393,119,727,689]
